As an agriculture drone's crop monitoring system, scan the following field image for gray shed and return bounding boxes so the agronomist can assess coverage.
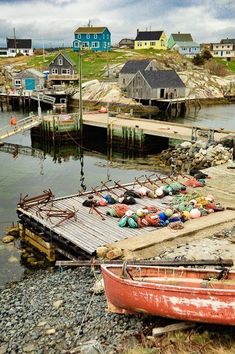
[126,70,186,101]
[13,68,45,91]
[119,59,156,87]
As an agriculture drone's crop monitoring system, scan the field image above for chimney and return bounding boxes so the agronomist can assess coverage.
[137,29,139,35]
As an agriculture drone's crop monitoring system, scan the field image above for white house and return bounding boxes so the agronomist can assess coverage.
[0,38,33,57]
[210,39,235,60]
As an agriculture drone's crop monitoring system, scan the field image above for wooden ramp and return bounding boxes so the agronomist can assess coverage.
[31,93,56,105]
[0,115,42,141]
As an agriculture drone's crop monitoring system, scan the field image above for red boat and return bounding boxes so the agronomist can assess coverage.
[101,264,235,325]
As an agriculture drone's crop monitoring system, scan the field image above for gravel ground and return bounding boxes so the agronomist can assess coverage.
[1,226,234,354]
[0,267,167,354]
[158,225,235,268]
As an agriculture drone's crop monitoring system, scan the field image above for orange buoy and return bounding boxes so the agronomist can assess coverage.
[10,116,17,126]
[99,106,108,113]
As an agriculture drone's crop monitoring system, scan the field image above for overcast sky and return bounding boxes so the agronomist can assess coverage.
[0,0,235,47]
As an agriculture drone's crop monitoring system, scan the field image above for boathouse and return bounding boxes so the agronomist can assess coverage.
[12,69,45,91]
[126,69,186,103]
[48,52,79,84]
[119,59,157,87]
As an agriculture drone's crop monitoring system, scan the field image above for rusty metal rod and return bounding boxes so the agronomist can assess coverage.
[55,259,234,268]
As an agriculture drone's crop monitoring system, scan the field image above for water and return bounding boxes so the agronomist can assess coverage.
[175,104,235,130]
[0,104,234,286]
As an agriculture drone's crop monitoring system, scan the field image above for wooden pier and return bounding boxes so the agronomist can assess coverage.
[16,167,235,261]
[16,176,176,260]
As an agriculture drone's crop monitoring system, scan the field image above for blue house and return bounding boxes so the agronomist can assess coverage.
[73,26,111,52]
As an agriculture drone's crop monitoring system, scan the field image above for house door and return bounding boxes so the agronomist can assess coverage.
[160,88,165,98]
[25,78,35,90]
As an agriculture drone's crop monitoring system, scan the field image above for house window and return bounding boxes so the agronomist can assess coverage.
[226,51,231,54]
[78,34,81,39]
[144,42,147,46]
[94,34,97,39]
[138,42,142,47]
[123,78,125,84]
[10,49,16,53]
[24,49,29,53]
[216,45,219,48]
[92,42,99,48]
[107,34,109,39]
[103,42,106,48]
[82,42,89,48]
[86,34,90,39]
[103,34,105,39]
[150,42,155,46]
[62,69,70,74]
[15,79,21,86]
[160,40,165,47]
[214,51,218,55]
[51,68,58,74]
[58,59,63,65]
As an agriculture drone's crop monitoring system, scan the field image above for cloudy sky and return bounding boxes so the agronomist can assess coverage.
[0,0,235,47]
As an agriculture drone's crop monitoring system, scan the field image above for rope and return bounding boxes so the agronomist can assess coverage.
[76,291,95,337]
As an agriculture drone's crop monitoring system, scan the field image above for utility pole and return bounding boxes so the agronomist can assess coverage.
[79,50,83,138]
[13,28,17,53]
[42,38,45,62]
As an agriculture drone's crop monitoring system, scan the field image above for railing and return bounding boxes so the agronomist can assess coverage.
[48,74,79,81]
[31,93,56,105]
[0,115,42,140]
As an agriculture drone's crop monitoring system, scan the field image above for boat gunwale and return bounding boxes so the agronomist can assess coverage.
[101,265,235,296]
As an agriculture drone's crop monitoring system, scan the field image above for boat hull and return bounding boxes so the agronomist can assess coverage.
[101,265,235,325]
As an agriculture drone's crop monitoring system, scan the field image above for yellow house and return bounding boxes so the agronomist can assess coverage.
[134,30,167,50]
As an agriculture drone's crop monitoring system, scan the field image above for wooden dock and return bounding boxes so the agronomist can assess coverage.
[16,166,235,261]
[44,112,234,142]
[16,176,176,259]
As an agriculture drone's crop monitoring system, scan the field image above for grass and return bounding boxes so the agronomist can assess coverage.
[1,48,235,82]
[0,48,178,81]
[123,328,235,354]
[214,58,235,73]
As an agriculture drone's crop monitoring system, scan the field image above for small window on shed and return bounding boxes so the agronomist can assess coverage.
[15,79,21,86]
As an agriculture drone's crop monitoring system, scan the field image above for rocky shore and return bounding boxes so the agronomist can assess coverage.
[1,226,235,354]
[160,140,233,170]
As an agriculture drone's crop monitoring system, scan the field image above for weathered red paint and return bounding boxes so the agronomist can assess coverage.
[101,265,235,325]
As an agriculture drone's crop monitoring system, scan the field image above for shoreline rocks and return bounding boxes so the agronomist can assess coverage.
[161,141,232,170]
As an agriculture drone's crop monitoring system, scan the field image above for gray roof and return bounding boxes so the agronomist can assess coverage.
[140,70,186,88]
[49,52,76,67]
[220,38,235,44]
[135,31,163,41]
[120,59,152,74]
[7,38,32,49]
[171,33,193,42]
[14,68,44,79]
[173,41,200,48]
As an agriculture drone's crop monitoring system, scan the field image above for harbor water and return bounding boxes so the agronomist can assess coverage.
[0,104,234,286]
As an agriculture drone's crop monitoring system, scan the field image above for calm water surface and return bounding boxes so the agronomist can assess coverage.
[0,103,234,286]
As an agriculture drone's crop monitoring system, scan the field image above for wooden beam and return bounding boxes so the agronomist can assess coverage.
[152,322,196,337]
